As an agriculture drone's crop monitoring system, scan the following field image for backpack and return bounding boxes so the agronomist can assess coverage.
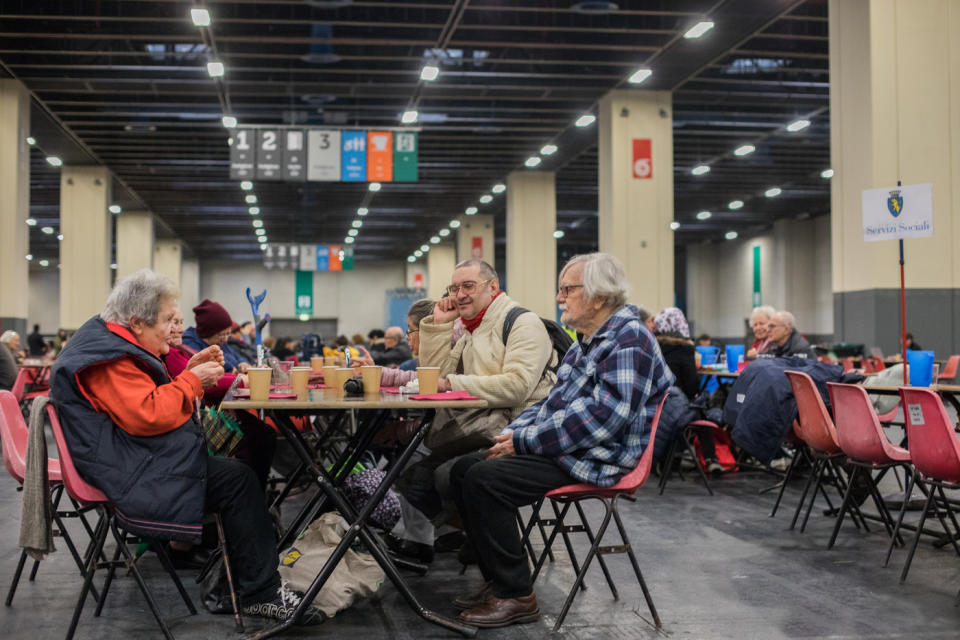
[301,333,323,360]
[502,306,575,373]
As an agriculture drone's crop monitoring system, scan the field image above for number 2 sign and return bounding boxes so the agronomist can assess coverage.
[632,138,652,179]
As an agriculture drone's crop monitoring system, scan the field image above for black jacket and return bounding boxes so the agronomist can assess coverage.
[373,342,413,367]
[656,335,699,400]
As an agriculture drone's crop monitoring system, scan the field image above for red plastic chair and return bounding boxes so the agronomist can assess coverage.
[872,357,886,372]
[526,394,667,632]
[47,403,197,640]
[10,368,50,404]
[939,355,960,381]
[891,388,960,588]
[658,419,728,496]
[841,357,854,373]
[826,383,911,551]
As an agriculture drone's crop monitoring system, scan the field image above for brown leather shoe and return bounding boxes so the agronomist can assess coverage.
[452,582,493,610]
[458,592,539,628]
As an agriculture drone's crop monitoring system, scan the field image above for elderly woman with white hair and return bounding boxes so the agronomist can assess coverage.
[50,269,324,625]
[746,305,777,358]
[1,329,25,365]
[0,330,18,390]
[448,252,674,628]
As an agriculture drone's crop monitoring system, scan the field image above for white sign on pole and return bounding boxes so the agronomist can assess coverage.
[299,244,317,271]
[307,129,341,181]
[861,183,933,242]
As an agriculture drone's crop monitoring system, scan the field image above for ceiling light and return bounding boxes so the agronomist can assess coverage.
[420,244,430,252]
[438,228,450,237]
[245,194,257,204]
[479,194,493,204]
[430,236,440,244]
[190,8,211,27]
[46,156,62,167]
[255,228,265,236]
[41,226,54,234]
[420,65,439,81]
[574,114,596,127]
[553,230,565,239]
[57,234,63,241]
[465,206,478,215]
[221,115,237,128]
[108,204,122,214]
[628,68,653,84]
[240,181,253,190]
[352,220,362,228]
[369,182,381,192]
[786,119,810,132]
[25,137,35,146]
[540,144,558,156]
[684,20,714,39]
[407,256,417,263]
[207,61,225,77]
[401,110,418,124]
[728,200,744,210]
[449,220,461,229]
[670,221,680,230]
[691,164,710,176]
[491,183,506,193]
[259,244,267,251]
[39,259,49,267]
[25,254,32,261]
[252,219,263,228]
[348,229,359,237]
[765,187,782,198]
[25,218,37,226]
[258,236,267,244]
[725,231,738,240]
[344,236,355,244]
[821,168,834,179]
[733,144,755,157]
[414,250,423,257]
[249,206,260,215]
[524,156,542,168]
[696,210,712,220]
[357,207,368,216]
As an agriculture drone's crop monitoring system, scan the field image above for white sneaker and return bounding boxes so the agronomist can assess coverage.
[242,582,326,626]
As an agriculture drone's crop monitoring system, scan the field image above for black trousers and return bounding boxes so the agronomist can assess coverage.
[451,453,573,599]
[205,456,280,605]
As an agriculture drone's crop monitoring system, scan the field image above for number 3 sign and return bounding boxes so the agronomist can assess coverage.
[632,138,652,179]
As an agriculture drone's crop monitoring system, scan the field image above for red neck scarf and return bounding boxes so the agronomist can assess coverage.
[462,291,503,333]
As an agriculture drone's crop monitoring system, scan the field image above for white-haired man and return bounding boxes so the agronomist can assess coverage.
[766,310,817,359]
[448,252,673,628]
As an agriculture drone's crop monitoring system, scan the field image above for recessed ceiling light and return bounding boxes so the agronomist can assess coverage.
[684,20,714,39]
[420,244,430,252]
[46,156,62,167]
[438,229,450,237]
[258,236,267,244]
[524,156,542,168]
[249,206,260,215]
[259,244,267,251]
[553,230,565,239]
[734,144,755,156]
[491,183,506,193]
[252,219,263,228]
[696,210,712,220]
[348,229,359,236]
[449,220,461,229]
[420,65,439,81]
[41,226,54,234]
[670,221,680,230]
[190,8,211,26]
[574,114,596,127]
[25,218,37,226]
[407,256,417,262]
[401,110,418,124]
[465,206,478,215]
[369,182,381,192]
[430,236,440,244]
[25,137,36,146]
[344,236,355,244]
[352,220,362,228]
[786,119,810,132]
[207,61,225,78]
[765,187,782,198]
[479,194,493,204]
[540,144,558,156]
[108,204,122,214]
[357,207,368,216]
[39,259,49,267]
[691,164,710,176]
[414,250,423,257]
[255,228,265,236]
[728,200,744,210]
[628,68,652,84]
[25,254,32,261]
[57,234,63,241]
[221,115,237,128]
[821,168,834,179]
[725,231,738,240]
[245,194,257,204]
[240,181,253,190]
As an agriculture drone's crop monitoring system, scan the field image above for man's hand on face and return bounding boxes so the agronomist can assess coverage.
[187,345,225,370]
[433,297,460,324]
[192,362,225,388]
[485,431,516,460]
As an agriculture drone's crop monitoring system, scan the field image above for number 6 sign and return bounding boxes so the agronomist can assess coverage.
[632,138,652,179]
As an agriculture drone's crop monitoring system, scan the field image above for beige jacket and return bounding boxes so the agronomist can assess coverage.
[419,293,556,417]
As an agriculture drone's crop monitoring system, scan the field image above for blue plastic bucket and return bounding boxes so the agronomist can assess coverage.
[907,350,935,386]
[726,345,746,372]
[696,345,720,366]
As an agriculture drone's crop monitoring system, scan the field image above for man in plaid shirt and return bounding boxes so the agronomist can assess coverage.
[450,252,673,628]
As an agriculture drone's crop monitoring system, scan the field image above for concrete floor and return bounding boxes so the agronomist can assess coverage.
[2,454,960,639]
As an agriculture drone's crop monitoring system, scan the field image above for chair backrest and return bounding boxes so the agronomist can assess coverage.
[0,390,28,483]
[899,387,960,483]
[841,357,854,373]
[785,370,841,454]
[872,357,886,372]
[828,382,904,464]
[46,404,109,504]
[604,393,669,492]
[861,358,875,374]
[10,368,33,402]
[939,355,960,380]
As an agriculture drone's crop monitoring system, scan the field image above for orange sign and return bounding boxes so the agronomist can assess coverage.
[366,131,393,182]
[328,245,342,271]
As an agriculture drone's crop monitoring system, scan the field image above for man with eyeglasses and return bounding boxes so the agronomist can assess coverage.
[392,259,556,564]
[764,310,816,359]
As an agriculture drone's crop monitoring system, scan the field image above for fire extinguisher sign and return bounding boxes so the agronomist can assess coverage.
[632,138,652,179]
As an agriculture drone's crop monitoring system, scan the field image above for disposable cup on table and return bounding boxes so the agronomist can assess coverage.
[290,367,311,401]
[322,365,338,388]
[360,366,383,395]
[310,356,324,373]
[907,350,935,386]
[247,367,272,402]
[336,367,354,392]
[417,367,441,395]
[725,345,745,372]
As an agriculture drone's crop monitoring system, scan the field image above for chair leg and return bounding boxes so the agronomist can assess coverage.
[683,431,714,496]
[94,539,124,617]
[933,485,960,558]
[900,483,935,584]
[790,457,821,530]
[66,508,110,640]
[801,459,830,533]
[516,510,539,567]
[5,552,28,606]
[573,501,618,600]
[884,469,913,567]
[770,445,803,518]
[827,466,858,549]
[109,521,177,640]
[550,501,586,592]
[612,495,660,629]
[553,499,614,632]
[151,537,198,615]
[657,435,681,495]
[215,513,244,632]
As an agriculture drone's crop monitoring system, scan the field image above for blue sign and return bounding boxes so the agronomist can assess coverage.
[887,190,903,218]
[341,131,367,182]
[316,245,329,271]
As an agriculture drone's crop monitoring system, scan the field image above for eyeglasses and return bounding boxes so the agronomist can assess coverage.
[407,329,419,335]
[557,284,584,298]
[447,278,492,296]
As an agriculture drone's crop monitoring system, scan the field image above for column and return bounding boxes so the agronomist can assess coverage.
[597,89,674,312]
[60,166,111,330]
[115,211,154,279]
[505,171,556,317]
[153,239,183,290]
[180,258,200,313]
[0,79,31,336]
[426,243,456,300]
[456,214,495,266]
[830,0,960,355]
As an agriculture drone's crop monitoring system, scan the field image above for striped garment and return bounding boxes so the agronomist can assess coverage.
[510,304,674,486]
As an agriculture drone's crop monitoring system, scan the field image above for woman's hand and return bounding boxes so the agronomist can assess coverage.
[187,345,224,369]
[192,362,225,388]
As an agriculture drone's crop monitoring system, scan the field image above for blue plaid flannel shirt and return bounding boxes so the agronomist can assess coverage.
[510,304,673,486]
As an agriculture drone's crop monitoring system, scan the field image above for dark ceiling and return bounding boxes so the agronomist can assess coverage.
[1,0,829,270]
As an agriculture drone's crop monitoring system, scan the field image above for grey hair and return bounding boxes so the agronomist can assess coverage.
[560,252,631,308]
[454,258,498,283]
[0,330,19,345]
[636,306,651,324]
[774,310,796,330]
[385,326,405,340]
[407,298,436,327]
[750,305,776,323]
[101,269,179,327]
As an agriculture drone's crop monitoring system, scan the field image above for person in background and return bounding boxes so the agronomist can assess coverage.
[272,337,298,362]
[0,332,16,390]
[27,324,47,357]
[746,305,776,358]
[351,333,368,349]
[239,321,256,346]
[905,333,922,351]
[183,299,250,374]
[323,335,360,361]
[1,331,24,365]
[367,328,386,356]
[372,326,413,367]
[352,299,434,387]
[53,328,69,356]
[696,334,712,347]
[766,311,817,359]
[227,322,256,364]
[637,306,656,333]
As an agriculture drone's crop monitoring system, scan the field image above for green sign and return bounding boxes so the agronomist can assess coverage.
[752,245,761,306]
[393,132,418,182]
[295,270,313,316]
[341,246,354,271]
